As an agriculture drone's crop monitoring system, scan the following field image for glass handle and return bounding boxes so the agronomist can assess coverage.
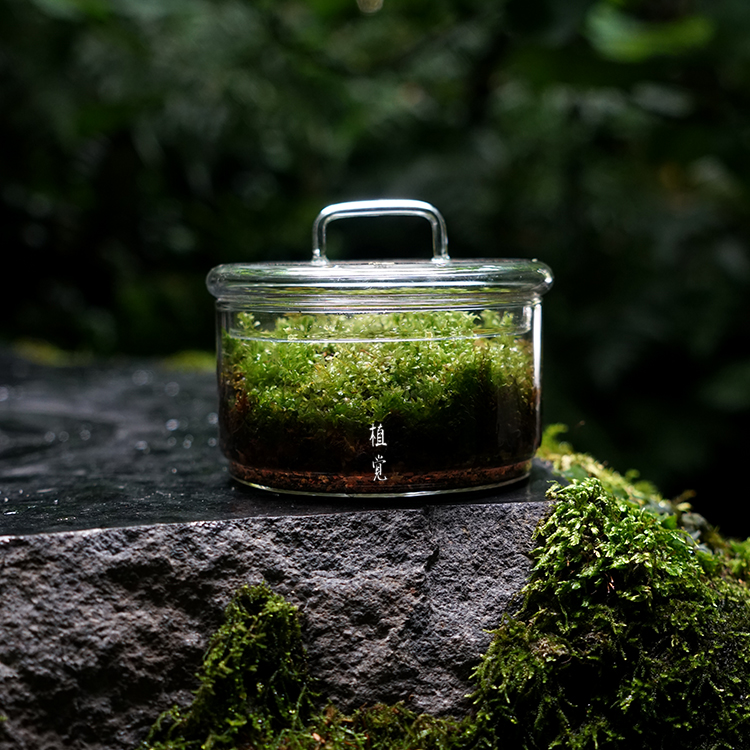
[311,199,449,265]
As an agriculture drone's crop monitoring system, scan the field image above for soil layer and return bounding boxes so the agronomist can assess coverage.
[228,459,532,495]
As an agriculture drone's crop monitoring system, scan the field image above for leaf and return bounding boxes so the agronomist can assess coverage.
[585,4,715,62]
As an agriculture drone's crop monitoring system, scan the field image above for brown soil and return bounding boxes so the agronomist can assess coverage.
[228,459,532,496]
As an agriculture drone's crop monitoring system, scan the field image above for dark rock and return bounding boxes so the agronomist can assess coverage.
[0,501,550,750]
[0,351,554,750]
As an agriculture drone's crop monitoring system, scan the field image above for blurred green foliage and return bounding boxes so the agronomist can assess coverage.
[1,0,749,528]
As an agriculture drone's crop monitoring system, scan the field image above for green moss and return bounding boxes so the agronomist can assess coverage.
[12,338,94,366]
[141,428,750,749]
[537,423,748,575]
[141,584,470,750]
[468,477,750,748]
[142,584,314,749]
[222,310,536,423]
[220,311,537,474]
[160,350,216,372]
[275,703,469,750]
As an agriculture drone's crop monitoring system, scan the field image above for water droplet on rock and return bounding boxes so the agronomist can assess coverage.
[132,369,151,386]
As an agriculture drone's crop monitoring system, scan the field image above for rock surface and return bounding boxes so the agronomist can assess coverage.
[0,351,554,750]
[0,499,550,750]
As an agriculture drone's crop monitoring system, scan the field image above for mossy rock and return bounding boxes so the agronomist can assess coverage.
[471,477,750,748]
[143,584,315,749]
[141,428,750,749]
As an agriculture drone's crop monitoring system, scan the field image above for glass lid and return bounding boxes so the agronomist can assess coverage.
[206,200,553,310]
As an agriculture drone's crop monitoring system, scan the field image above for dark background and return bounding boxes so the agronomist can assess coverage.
[1,0,749,534]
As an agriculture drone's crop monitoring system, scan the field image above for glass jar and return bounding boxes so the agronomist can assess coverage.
[206,200,553,496]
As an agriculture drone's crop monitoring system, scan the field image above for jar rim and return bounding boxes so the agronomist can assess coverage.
[206,258,554,304]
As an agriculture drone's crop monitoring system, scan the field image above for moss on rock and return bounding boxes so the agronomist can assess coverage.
[469,477,750,748]
[141,584,471,750]
[141,428,750,749]
[143,583,315,749]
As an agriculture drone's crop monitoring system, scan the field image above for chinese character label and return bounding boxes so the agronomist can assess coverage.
[372,454,387,482]
[370,423,387,447]
[368,423,389,482]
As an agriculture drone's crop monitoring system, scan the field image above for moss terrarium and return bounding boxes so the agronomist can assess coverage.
[207,200,553,495]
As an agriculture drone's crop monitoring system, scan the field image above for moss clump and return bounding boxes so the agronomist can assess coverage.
[538,424,750,577]
[142,429,750,749]
[218,309,538,491]
[141,584,470,750]
[222,310,534,435]
[468,477,750,748]
[276,703,467,750]
[142,583,314,749]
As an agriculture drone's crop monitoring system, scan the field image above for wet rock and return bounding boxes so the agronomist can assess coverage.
[0,500,551,750]
[0,351,554,750]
